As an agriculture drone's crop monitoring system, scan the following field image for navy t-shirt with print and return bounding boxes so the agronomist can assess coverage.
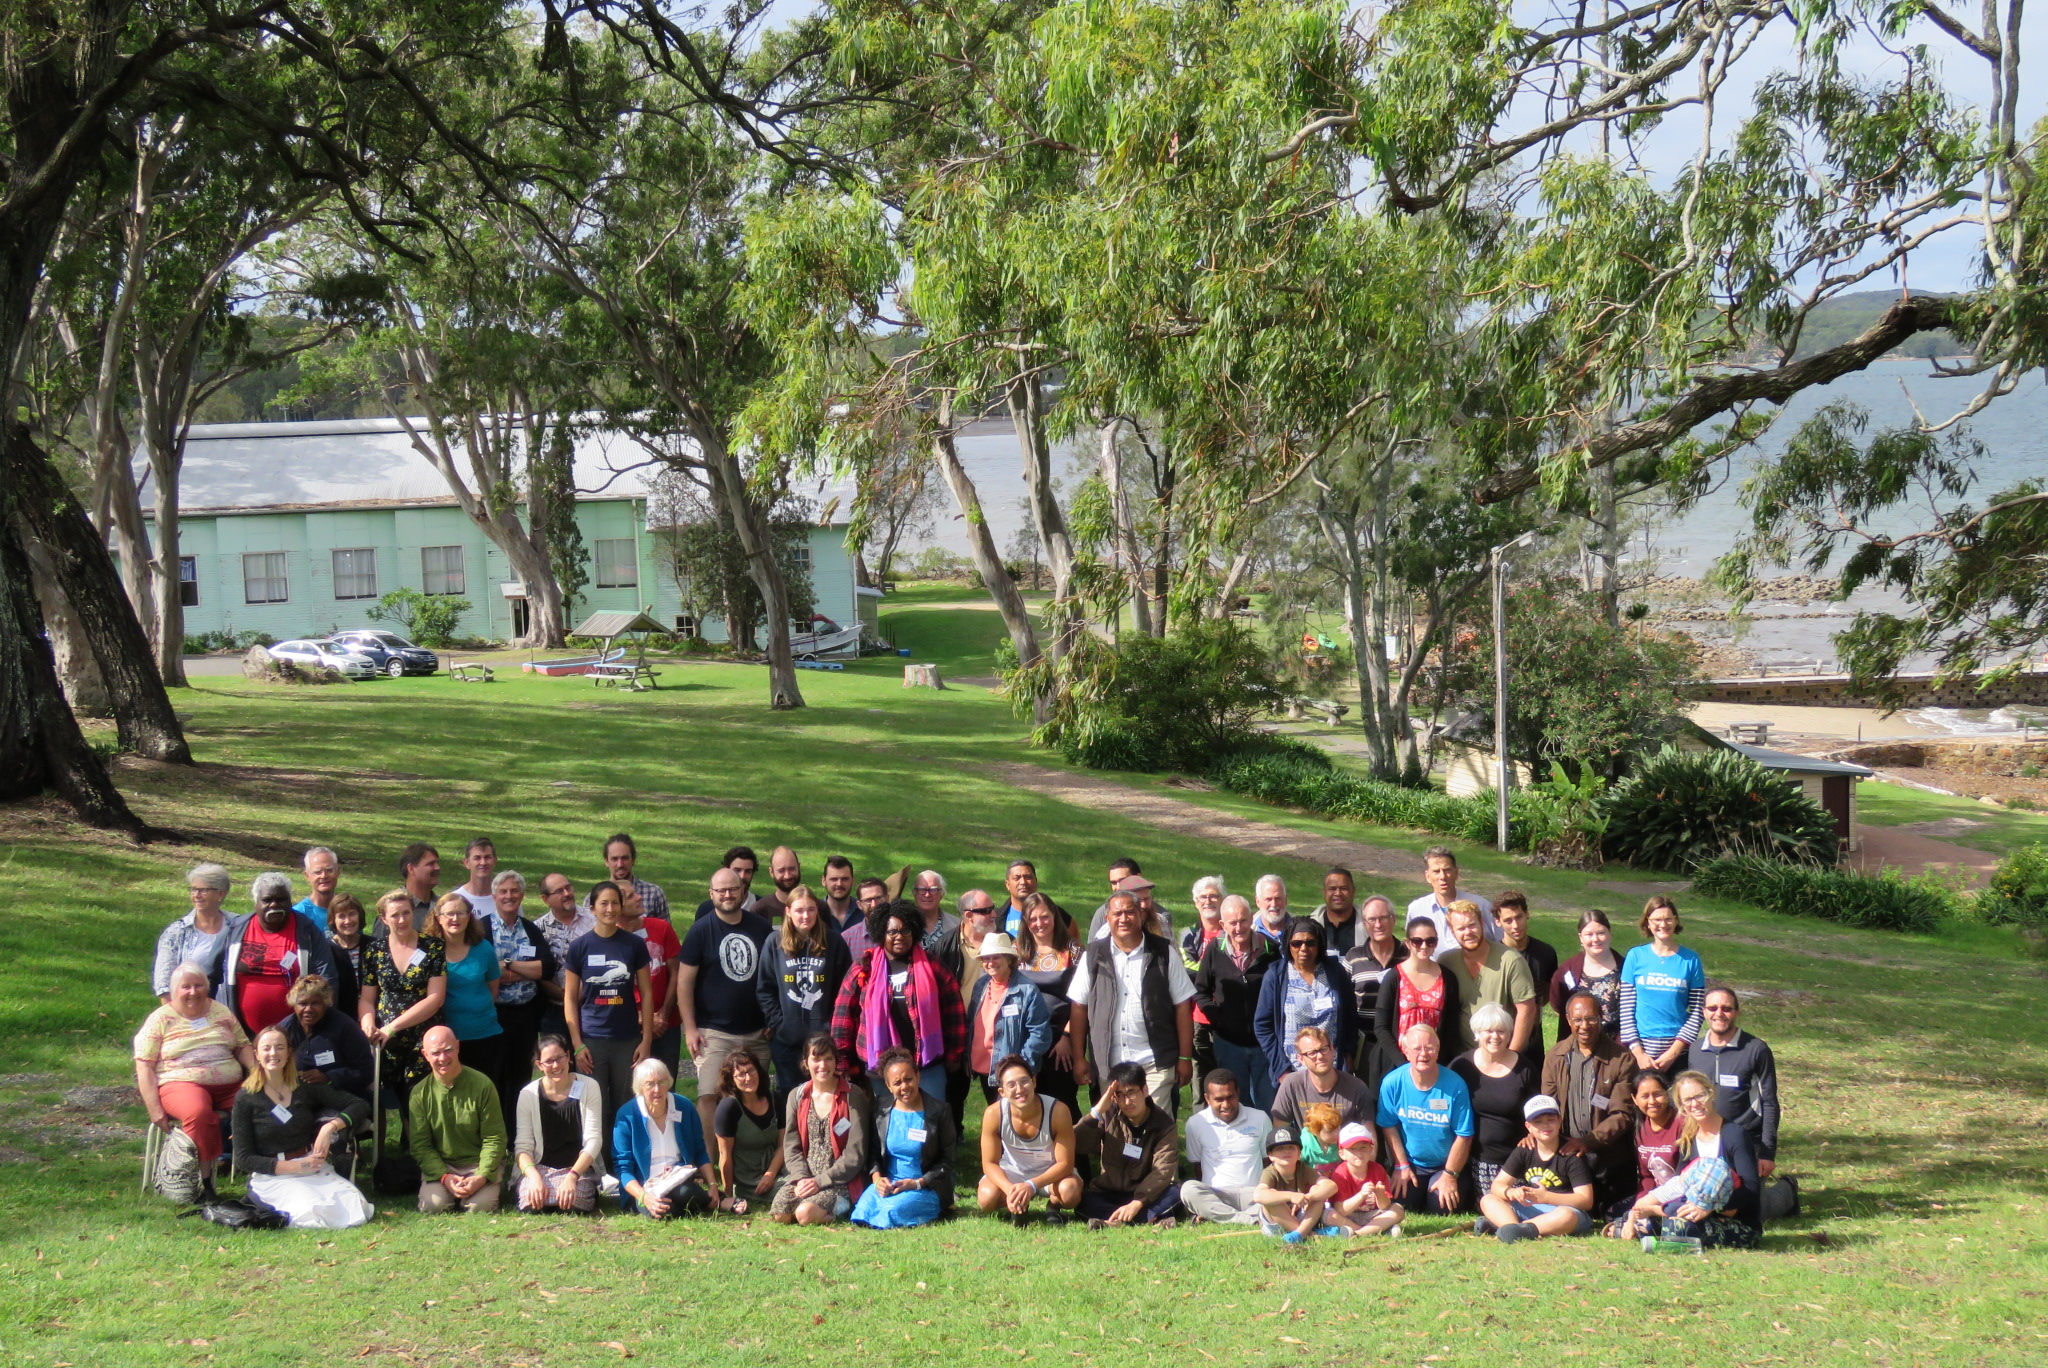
[565,929,652,1040]
[680,910,773,1034]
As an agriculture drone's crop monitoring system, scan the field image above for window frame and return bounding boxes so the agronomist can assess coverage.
[331,547,378,600]
[178,555,199,607]
[242,551,289,605]
[592,537,638,589]
[421,544,467,596]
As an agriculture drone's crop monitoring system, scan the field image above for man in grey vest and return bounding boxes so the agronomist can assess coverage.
[1065,893,1196,1115]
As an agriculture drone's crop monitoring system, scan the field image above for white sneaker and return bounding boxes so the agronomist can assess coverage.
[1386,1223,1403,1239]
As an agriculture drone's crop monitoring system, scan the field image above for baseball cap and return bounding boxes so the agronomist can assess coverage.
[1266,1126,1300,1152]
[1338,1122,1375,1149]
[1523,1094,1561,1120]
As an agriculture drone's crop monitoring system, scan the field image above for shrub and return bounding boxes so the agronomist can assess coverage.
[1692,853,1954,933]
[1600,747,1838,871]
[366,587,471,647]
[1013,620,1287,772]
[1205,743,1562,850]
[1975,843,2048,927]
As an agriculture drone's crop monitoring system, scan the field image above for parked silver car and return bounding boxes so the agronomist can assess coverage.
[269,638,379,679]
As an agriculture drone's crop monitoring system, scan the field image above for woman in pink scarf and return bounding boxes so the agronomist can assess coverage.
[829,903,966,1102]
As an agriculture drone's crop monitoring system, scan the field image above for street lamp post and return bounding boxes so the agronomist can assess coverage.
[1491,529,1540,853]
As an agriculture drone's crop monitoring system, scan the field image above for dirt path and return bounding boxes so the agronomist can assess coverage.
[987,762,1423,880]
[1846,825,1999,889]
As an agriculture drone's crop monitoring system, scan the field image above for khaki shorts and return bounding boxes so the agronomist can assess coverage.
[693,1028,770,1093]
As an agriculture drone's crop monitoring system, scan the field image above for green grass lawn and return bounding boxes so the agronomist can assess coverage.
[1856,779,2048,856]
[2,627,2046,1367]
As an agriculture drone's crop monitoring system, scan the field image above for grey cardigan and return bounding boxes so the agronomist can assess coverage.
[513,1075,605,1174]
[780,1082,873,1190]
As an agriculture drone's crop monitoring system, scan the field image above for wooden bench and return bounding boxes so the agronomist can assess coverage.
[591,662,659,692]
[1726,720,1773,745]
[448,662,495,683]
[1286,696,1349,726]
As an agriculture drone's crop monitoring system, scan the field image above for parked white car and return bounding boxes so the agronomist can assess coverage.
[269,638,378,679]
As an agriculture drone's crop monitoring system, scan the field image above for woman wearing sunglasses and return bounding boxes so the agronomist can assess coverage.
[1367,916,1462,1090]
[1253,917,1356,1084]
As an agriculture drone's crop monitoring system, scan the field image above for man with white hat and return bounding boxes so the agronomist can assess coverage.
[1477,1093,1596,1243]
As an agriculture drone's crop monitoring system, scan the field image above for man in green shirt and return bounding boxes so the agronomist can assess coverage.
[1435,903,1538,1056]
[411,1025,507,1213]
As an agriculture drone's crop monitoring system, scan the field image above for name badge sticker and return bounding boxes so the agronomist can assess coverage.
[1718,1073,1740,1087]
[907,1128,927,1143]
[1428,1097,1450,1111]
[1122,1142,1144,1159]
[405,948,426,971]
[270,1103,294,1125]
[313,1051,336,1067]
[280,951,299,974]
[1591,1094,1611,1110]
[1001,1004,1021,1018]
[833,1116,851,1137]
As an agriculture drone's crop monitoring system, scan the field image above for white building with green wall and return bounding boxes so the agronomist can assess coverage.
[141,418,870,646]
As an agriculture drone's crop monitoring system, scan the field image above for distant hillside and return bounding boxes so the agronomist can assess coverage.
[1786,289,1961,360]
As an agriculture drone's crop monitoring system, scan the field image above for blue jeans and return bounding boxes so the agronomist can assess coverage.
[1510,1199,1594,1233]
[1404,1165,1464,1214]
[1209,1035,1274,1113]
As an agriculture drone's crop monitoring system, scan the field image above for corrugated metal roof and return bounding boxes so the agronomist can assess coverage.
[136,417,854,524]
[1721,739,1876,778]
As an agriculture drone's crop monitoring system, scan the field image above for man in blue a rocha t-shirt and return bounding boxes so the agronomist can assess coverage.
[1376,1022,1474,1215]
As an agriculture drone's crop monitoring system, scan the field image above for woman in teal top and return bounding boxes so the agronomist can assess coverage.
[850,1049,955,1229]
[1618,897,1705,1074]
[432,893,505,1086]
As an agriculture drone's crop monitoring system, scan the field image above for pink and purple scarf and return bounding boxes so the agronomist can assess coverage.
[860,946,944,1069]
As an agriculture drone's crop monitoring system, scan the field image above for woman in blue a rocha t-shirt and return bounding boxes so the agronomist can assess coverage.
[1619,897,1705,1074]
[431,893,505,1087]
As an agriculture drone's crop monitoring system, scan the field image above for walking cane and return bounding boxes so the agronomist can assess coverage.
[371,1045,385,1171]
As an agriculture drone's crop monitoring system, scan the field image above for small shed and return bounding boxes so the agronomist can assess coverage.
[1673,720,1874,851]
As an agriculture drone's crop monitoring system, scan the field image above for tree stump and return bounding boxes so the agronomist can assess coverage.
[903,663,945,689]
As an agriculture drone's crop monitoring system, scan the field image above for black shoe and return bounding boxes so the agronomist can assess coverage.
[1043,1210,1070,1228]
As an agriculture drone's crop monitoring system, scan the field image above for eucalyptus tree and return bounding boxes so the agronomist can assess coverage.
[0,0,519,829]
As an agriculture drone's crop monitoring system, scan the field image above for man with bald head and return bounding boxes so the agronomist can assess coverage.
[678,866,773,1140]
[410,1025,507,1214]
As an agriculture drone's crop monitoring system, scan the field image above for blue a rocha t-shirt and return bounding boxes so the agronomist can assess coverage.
[1622,944,1705,1041]
[1376,1066,1475,1171]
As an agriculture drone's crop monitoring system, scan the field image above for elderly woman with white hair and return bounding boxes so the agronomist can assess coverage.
[612,1057,713,1217]
[1449,1001,1541,1216]
[135,963,255,1197]
[218,871,344,1037]
[153,864,235,1001]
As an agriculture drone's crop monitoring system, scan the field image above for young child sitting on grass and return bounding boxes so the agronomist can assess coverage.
[1322,1123,1403,1237]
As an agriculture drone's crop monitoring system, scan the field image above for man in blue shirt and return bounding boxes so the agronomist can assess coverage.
[293,845,340,934]
[1376,1022,1474,1215]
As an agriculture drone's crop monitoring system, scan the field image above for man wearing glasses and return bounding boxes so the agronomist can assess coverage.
[1340,896,1406,1079]
[911,870,958,953]
[1687,984,1793,1215]
[1269,1025,1373,1132]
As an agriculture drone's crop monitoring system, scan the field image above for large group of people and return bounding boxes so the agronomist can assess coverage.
[136,838,1788,1248]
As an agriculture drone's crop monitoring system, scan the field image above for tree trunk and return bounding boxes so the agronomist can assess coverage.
[931,403,1043,684]
[6,423,193,764]
[146,440,189,685]
[1098,417,1148,639]
[702,443,804,709]
[1150,457,1176,637]
[25,533,112,716]
[0,479,143,831]
[1209,548,1255,620]
[1007,375,1079,656]
[493,512,568,648]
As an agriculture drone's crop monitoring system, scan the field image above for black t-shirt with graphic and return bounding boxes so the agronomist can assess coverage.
[680,910,773,1033]
[1500,1144,1594,1195]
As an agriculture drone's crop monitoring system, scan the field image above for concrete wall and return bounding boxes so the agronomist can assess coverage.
[1693,669,2048,708]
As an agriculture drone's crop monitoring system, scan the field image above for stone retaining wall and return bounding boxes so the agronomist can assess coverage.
[1825,739,2048,774]
[1692,668,2048,708]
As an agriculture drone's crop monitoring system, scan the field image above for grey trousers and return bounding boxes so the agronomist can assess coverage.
[1181,1180,1261,1225]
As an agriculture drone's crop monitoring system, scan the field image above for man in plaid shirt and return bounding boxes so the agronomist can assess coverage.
[584,831,669,920]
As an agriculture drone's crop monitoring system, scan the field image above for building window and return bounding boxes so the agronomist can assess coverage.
[332,548,378,600]
[178,556,199,607]
[791,543,812,570]
[243,552,288,604]
[673,614,697,639]
[422,545,466,595]
[593,538,637,588]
